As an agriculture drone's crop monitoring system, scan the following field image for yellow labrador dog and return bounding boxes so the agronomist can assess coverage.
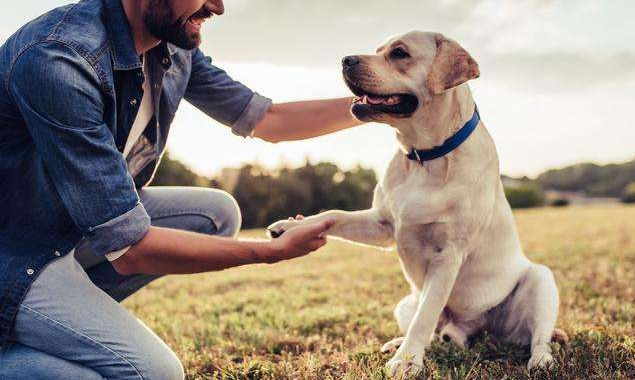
[268,31,565,377]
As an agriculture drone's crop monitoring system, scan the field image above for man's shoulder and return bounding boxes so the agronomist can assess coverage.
[44,0,112,65]
[6,0,111,67]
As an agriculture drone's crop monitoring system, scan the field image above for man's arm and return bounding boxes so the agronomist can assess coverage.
[252,97,363,143]
[184,49,363,142]
[184,48,273,137]
[111,220,333,275]
[10,42,151,255]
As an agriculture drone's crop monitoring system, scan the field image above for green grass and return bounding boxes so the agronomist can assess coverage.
[125,205,635,379]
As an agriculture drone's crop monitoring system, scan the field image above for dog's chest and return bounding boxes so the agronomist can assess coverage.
[378,154,449,224]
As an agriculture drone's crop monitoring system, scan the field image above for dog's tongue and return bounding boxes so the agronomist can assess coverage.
[367,95,387,105]
[363,94,403,106]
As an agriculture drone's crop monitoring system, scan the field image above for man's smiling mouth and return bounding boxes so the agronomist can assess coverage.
[185,8,213,29]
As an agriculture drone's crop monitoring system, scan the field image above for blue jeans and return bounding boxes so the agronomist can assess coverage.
[0,187,241,380]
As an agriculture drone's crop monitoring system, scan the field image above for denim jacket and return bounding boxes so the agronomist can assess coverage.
[0,0,271,347]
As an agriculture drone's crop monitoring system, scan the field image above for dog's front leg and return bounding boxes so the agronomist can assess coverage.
[386,248,462,377]
[268,208,394,248]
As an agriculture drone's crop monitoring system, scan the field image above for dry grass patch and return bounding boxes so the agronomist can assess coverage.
[125,205,635,379]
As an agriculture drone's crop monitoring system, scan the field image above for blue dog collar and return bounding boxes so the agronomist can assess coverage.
[406,105,481,164]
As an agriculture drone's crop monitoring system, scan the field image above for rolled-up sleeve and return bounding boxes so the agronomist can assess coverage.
[9,42,150,255]
[184,48,272,137]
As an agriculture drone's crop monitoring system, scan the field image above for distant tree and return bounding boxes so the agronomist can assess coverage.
[229,162,377,228]
[551,198,570,207]
[150,156,378,229]
[537,159,635,197]
[621,182,635,204]
[504,184,545,209]
[151,152,212,187]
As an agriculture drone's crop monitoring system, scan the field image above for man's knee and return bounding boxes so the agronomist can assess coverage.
[194,189,242,237]
[92,325,185,380]
[137,347,184,380]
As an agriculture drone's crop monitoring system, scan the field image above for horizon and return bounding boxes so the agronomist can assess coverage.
[2,0,634,178]
[172,147,634,182]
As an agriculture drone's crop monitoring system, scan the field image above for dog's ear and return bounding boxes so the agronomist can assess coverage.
[426,34,480,94]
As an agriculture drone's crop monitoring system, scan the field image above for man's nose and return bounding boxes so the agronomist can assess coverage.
[206,0,225,15]
[342,55,360,68]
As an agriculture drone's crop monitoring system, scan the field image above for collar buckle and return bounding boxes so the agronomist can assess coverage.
[411,149,424,166]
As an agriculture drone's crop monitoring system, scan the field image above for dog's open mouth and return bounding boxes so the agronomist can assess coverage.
[346,79,418,117]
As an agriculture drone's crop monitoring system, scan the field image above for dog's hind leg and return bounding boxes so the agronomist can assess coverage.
[381,293,418,353]
[394,293,418,333]
[382,294,473,352]
[497,264,560,370]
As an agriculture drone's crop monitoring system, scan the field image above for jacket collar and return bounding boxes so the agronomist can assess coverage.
[166,42,178,56]
[103,0,142,70]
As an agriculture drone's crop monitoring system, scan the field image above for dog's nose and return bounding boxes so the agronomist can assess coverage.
[342,55,360,68]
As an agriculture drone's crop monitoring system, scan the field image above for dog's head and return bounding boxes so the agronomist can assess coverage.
[342,31,479,123]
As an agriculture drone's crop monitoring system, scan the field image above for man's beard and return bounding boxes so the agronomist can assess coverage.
[143,0,202,50]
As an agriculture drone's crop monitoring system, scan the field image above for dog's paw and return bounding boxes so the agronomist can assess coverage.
[438,324,467,347]
[386,351,423,378]
[381,337,405,353]
[551,328,569,345]
[527,351,555,371]
[266,219,301,238]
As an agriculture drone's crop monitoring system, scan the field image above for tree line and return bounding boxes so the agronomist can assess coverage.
[536,159,635,199]
[152,152,376,228]
[151,153,635,228]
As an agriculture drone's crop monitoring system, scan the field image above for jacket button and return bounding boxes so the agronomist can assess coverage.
[162,58,170,65]
[26,268,35,276]
[130,98,138,106]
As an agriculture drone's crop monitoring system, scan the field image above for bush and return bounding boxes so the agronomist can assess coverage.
[551,198,570,207]
[225,162,377,228]
[621,182,635,203]
[152,152,212,188]
[504,185,545,209]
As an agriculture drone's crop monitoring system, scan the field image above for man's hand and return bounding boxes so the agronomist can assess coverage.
[264,220,334,263]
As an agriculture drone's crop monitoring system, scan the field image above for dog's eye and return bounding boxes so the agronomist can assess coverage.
[390,47,410,60]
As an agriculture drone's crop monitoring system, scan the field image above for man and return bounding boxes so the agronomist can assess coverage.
[0,0,361,378]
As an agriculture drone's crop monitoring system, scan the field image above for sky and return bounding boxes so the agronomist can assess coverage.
[2,0,634,178]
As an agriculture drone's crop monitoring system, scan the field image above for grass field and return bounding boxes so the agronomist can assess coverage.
[125,205,635,379]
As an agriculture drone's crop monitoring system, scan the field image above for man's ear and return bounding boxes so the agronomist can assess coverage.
[426,34,480,95]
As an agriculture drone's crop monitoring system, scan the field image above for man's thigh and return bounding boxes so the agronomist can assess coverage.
[0,342,103,380]
[138,186,242,238]
[8,253,183,380]
[77,186,242,301]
